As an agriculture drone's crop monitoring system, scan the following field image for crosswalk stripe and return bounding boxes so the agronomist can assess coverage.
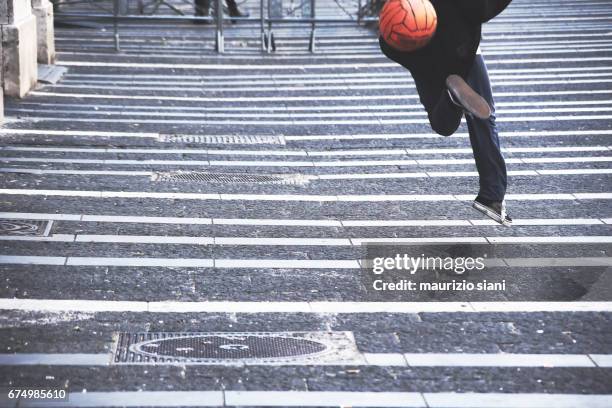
[2,156,610,166]
[2,390,612,408]
[56,56,612,67]
[1,235,611,245]
[39,78,612,92]
[2,391,609,408]
[2,212,606,227]
[1,189,610,202]
[2,168,610,180]
[51,66,612,81]
[1,128,609,142]
[1,299,611,313]
[1,255,609,267]
[11,114,612,125]
[0,352,605,367]
[1,145,609,155]
[421,393,612,408]
[26,89,612,102]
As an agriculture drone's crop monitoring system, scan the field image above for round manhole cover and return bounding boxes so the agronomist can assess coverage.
[131,334,328,361]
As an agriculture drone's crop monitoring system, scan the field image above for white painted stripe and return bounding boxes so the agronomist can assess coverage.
[2,352,599,368]
[2,386,611,407]
[470,302,612,312]
[65,257,215,267]
[0,353,110,365]
[214,218,342,226]
[3,168,610,180]
[474,218,604,226]
[27,89,612,102]
[12,99,612,114]
[0,189,607,202]
[213,259,360,268]
[75,235,214,245]
[0,234,75,242]
[54,66,612,81]
[537,169,612,175]
[0,212,83,221]
[224,391,425,407]
[0,256,65,265]
[56,55,612,66]
[16,391,223,407]
[56,41,612,55]
[487,236,612,244]
[404,353,594,367]
[350,237,489,244]
[0,168,152,176]
[12,114,612,125]
[362,353,407,366]
[590,354,612,368]
[0,256,360,268]
[44,78,612,92]
[0,129,157,138]
[2,235,610,246]
[49,74,612,89]
[522,156,612,163]
[2,144,608,156]
[342,220,473,227]
[1,255,610,267]
[81,214,213,224]
[2,391,611,408]
[50,70,612,85]
[574,193,612,200]
[2,299,612,313]
[214,237,351,246]
[422,393,612,408]
[288,129,612,141]
[54,35,612,47]
[2,212,604,227]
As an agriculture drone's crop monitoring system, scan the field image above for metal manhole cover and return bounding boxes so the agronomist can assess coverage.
[151,171,310,185]
[159,134,286,145]
[0,219,53,236]
[112,331,363,365]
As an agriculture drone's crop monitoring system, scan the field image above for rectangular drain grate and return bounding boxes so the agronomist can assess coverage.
[112,331,364,365]
[0,219,53,236]
[152,171,311,185]
[158,134,286,145]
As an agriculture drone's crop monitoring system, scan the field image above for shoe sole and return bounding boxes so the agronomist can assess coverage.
[472,201,512,227]
[446,75,492,120]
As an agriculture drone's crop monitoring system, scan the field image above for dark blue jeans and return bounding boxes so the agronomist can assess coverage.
[422,54,508,202]
[379,38,507,201]
[465,55,507,202]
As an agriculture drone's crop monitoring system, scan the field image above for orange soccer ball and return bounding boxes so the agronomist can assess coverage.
[379,0,437,52]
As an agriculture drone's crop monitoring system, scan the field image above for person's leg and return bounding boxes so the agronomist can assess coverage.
[226,0,248,17]
[379,37,463,136]
[194,0,210,15]
[426,86,464,137]
[465,54,507,202]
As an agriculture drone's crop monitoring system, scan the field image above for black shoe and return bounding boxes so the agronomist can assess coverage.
[472,197,512,226]
[446,74,492,120]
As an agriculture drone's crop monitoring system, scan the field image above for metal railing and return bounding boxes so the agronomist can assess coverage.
[52,0,379,53]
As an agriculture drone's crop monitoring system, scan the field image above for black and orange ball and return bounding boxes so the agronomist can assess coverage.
[379,0,437,52]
